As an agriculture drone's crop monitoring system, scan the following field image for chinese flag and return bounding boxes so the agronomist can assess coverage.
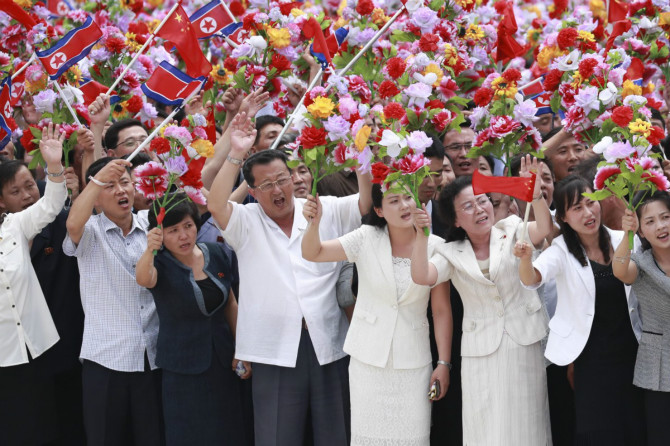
[604,19,632,53]
[472,170,536,203]
[303,17,332,65]
[0,0,36,29]
[495,1,527,64]
[156,4,212,78]
[608,0,629,23]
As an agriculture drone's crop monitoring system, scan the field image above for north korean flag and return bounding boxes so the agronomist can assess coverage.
[79,77,121,107]
[311,27,348,68]
[141,61,206,106]
[625,57,644,86]
[0,76,17,150]
[45,0,72,16]
[35,15,102,80]
[190,0,241,40]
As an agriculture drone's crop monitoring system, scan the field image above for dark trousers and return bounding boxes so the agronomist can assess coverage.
[644,389,670,446]
[546,364,575,446]
[252,328,350,446]
[82,359,164,446]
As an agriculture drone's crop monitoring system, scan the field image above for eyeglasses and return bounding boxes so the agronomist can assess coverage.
[445,143,472,153]
[115,137,145,149]
[253,176,292,192]
[459,196,490,213]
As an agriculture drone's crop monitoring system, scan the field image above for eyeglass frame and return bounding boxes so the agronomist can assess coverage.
[445,142,473,153]
[250,176,293,193]
[114,137,146,150]
[458,195,491,214]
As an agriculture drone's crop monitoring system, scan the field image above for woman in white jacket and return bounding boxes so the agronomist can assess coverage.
[515,175,645,445]
[0,123,68,445]
[302,184,452,446]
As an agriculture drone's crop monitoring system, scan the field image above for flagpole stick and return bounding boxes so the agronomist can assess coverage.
[50,79,82,126]
[11,54,36,80]
[519,77,543,93]
[324,5,406,93]
[519,200,532,245]
[267,68,323,151]
[108,2,181,93]
[126,86,203,163]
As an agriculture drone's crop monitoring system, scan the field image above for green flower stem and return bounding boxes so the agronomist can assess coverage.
[409,175,429,237]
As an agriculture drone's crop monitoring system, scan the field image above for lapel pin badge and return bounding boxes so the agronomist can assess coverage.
[217,272,225,278]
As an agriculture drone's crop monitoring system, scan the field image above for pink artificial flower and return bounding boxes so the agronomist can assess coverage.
[183,186,207,205]
[642,170,670,191]
[134,161,169,200]
[489,116,521,138]
[392,153,430,174]
[593,165,621,190]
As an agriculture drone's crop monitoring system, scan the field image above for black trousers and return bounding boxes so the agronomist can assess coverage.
[82,359,164,446]
[644,389,670,446]
[252,328,350,446]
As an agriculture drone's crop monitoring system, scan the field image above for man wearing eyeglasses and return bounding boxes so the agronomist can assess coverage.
[208,113,372,446]
[104,119,149,157]
[442,120,477,178]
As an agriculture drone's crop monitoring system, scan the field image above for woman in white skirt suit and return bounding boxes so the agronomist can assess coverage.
[411,157,553,446]
[302,184,453,446]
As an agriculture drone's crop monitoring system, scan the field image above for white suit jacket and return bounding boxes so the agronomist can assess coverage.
[431,215,549,357]
[341,225,444,369]
[525,228,642,366]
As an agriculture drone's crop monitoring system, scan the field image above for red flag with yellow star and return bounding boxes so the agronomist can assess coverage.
[472,170,536,202]
[156,4,212,78]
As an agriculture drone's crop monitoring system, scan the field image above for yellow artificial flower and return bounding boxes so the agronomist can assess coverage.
[13,0,32,8]
[334,17,348,29]
[642,82,655,95]
[355,125,371,152]
[192,139,215,158]
[571,72,584,89]
[337,0,347,16]
[537,45,564,69]
[526,28,542,46]
[464,24,485,43]
[577,30,595,43]
[291,8,304,17]
[589,0,606,21]
[455,0,475,10]
[125,32,143,53]
[491,76,518,99]
[629,119,652,138]
[523,5,542,19]
[444,44,459,66]
[371,8,388,26]
[147,0,164,6]
[24,71,48,94]
[210,65,229,83]
[267,28,291,49]
[621,79,642,98]
[424,64,443,87]
[307,96,335,119]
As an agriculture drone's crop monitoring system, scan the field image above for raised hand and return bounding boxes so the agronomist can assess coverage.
[146,227,163,252]
[303,194,322,225]
[77,128,95,153]
[64,167,80,199]
[621,209,639,234]
[222,88,244,114]
[88,94,111,127]
[229,112,257,157]
[513,241,533,259]
[92,158,131,185]
[286,81,307,107]
[519,154,541,199]
[185,91,206,116]
[39,122,65,170]
[412,204,431,234]
[239,88,271,118]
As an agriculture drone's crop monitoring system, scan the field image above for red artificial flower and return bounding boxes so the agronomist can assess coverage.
[270,53,292,73]
[589,75,606,88]
[489,116,521,137]
[556,28,578,50]
[150,137,171,155]
[418,34,440,53]
[558,84,577,107]
[223,57,238,72]
[426,99,445,110]
[549,0,568,19]
[105,37,126,53]
[371,162,391,184]
[383,102,406,120]
[379,80,400,99]
[20,126,38,153]
[392,154,428,174]
[348,75,371,103]
[229,1,246,16]
[279,1,301,15]
[502,68,521,83]
[300,126,327,149]
[438,77,458,99]
[544,69,563,92]
[125,95,143,114]
[242,13,257,32]
[642,170,670,191]
[647,97,663,110]
[578,58,598,79]
[473,87,494,106]
[356,0,375,16]
[386,57,406,80]
[611,106,634,127]
[594,165,621,190]
[180,167,204,189]
[648,126,666,146]
[432,110,455,133]
[333,142,347,165]
[134,161,169,200]
[128,22,149,36]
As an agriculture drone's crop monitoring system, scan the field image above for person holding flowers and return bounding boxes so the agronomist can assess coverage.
[515,175,646,444]
[612,191,670,446]
[0,123,68,446]
[411,156,553,445]
[136,193,250,446]
[301,181,453,445]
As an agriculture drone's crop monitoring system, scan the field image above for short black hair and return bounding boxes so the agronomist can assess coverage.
[425,133,445,159]
[481,155,495,172]
[148,192,201,232]
[438,175,475,241]
[253,115,284,145]
[122,151,151,170]
[651,108,665,129]
[574,155,601,186]
[0,160,29,194]
[508,153,554,178]
[104,119,147,151]
[85,157,131,181]
[361,184,387,228]
[242,150,289,187]
[542,126,564,143]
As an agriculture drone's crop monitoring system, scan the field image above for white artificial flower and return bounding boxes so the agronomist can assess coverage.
[598,82,619,108]
[60,85,84,105]
[592,136,613,154]
[556,49,581,72]
[412,71,438,86]
[379,129,407,158]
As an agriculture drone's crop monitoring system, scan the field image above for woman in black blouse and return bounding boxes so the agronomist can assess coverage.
[136,194,251,445]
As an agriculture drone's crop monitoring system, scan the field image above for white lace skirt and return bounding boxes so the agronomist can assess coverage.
[349,354,432,446]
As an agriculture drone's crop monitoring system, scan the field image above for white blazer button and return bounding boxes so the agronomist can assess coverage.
[497,310,504,317]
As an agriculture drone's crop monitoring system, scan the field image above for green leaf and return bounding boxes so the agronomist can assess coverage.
[406,109,419,128]
[390,30,418,43]
[583,189,612,201]
[28,148,44,169]
[550,92,561,114]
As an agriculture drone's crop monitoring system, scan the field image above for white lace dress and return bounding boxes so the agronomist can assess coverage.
[348,256,432,446]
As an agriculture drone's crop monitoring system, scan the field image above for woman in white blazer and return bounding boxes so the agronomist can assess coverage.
[515,175,645,445]
[411,156,553,446]
[302,184,452,446]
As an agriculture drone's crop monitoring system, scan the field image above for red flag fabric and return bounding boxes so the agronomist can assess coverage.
[189,0,236,40]
[472,170,536,202]
[140,61,206,106]
[604,19,632,53]
[625,57,645,83]
[302,17,332,65]
[495,1,527,63]
[0,0,36,29]
[608,0,629,23]
[155,4,212,78]
[46,0,72,16]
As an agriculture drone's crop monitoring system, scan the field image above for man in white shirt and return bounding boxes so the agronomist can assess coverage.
[208,112,372,445]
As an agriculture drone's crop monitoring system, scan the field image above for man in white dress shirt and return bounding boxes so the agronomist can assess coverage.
[208,113,372,445]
